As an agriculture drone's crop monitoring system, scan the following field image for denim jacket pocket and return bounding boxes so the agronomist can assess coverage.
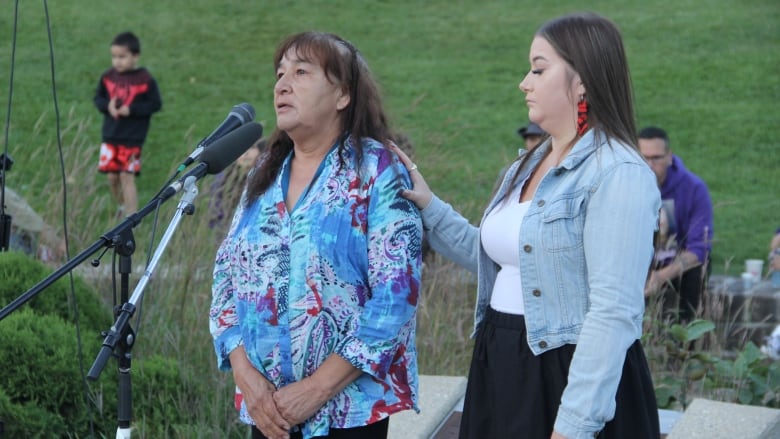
[541,194,587,252]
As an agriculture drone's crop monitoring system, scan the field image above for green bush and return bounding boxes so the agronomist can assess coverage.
[131,355,207,438]
[0,309,116,437]
[708,343,780,408]
[647,318,780,410]
[0,252,210,437]
[72,354,202,438]
[0,305,207,437]
[0,251,112,332]
[0,390,63,438]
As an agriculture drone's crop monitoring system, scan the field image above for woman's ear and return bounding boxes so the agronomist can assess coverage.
[336,88,351,111]
[573,74,586,99]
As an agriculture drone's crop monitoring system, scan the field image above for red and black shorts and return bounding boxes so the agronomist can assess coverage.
[98,143,142,174]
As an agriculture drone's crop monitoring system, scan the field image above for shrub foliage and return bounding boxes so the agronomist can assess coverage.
[0,252,202,437]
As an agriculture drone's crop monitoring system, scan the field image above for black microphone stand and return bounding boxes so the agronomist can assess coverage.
[87,176,200,439]
[113,226,137,437]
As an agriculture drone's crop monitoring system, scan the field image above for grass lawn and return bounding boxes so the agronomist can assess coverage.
[2,0,777,274]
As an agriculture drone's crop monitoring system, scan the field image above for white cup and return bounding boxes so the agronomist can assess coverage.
[742,272,754,291]
[746,259,764,281]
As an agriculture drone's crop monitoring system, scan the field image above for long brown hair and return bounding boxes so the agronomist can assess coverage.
[246,31,392,204]
[508,13,637,189]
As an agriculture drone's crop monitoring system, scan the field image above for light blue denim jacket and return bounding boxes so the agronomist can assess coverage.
[420,130,661,439]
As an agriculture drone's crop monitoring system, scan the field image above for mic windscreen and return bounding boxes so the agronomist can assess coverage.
[231,103,255,123]
[200,122,264,174]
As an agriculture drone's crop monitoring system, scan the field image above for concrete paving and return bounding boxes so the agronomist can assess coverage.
[667,398,780,439]
[387,378,780,439]
[389,375,467,439]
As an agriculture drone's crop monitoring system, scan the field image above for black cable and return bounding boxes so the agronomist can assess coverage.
[0,3,19,435]
[41,0,95,436]
[2,1,96,435]
[0,1,20,251]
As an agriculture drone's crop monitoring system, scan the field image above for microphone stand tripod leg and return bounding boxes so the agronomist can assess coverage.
[114,228,136,438]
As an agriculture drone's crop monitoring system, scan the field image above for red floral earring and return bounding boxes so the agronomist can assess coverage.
[576,95,589,136]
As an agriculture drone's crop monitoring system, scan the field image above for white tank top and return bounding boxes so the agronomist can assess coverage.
[481,186,530,315]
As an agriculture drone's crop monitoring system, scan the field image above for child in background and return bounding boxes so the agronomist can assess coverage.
[94,31,162,216]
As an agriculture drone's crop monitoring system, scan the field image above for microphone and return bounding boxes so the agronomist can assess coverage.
[160,122,264,200]
[179,103,256,169]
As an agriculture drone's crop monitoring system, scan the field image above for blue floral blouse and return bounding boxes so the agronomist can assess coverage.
[209,136,423,438]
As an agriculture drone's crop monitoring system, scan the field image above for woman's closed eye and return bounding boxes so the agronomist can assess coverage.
[277,68,309,79]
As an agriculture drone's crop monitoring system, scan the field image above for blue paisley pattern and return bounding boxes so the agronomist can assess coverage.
[209,136,422,438]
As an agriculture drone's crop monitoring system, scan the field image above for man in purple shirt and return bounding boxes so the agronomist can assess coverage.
[639,126,714,322]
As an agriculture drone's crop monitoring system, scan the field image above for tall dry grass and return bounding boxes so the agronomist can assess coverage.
[416,253,477,376]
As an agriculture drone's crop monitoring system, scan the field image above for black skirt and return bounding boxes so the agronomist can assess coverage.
[459,307,660,439]
[251,417,388,439]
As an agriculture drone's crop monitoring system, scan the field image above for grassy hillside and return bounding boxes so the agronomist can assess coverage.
[2,0,778,273]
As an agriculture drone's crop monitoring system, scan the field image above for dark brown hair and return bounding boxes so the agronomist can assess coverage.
[112,31,141,54]
[246,31,391,204]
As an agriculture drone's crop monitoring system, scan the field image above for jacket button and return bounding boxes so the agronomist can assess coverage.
[537,199,545,207]
[523,245,532,253]
[539,341,548,348]
[532,289,541,297]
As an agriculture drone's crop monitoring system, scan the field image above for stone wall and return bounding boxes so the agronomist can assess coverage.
[707,274,780,350]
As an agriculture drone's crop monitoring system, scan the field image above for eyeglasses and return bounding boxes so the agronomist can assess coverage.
[643,153,668,163]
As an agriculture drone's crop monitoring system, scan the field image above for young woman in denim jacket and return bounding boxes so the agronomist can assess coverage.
[394,13,661,439]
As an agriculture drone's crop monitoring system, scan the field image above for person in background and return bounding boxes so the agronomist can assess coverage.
[771,228,780,268]
[770,228,780,286]
[639,126,714,322]
[208,137,266,236]
[517,121,547,153]
[761,230,780,358]
[494,122,549,192]
[394,12,661,439]
[209,31,422,439]
[94,31,162,216]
